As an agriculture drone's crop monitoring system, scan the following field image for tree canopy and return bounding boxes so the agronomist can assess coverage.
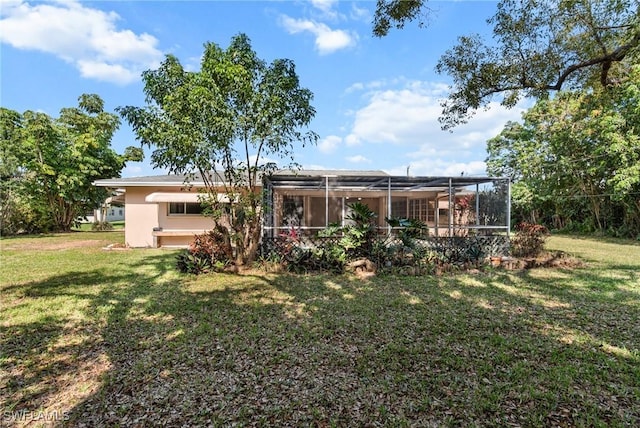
[0,94,140,234]
[486,65,640,236]
[118,33,318,264]
[374,0,640,128]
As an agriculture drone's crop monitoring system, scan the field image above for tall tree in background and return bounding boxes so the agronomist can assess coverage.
[0,108,34,234]
[118,34,318,265]
[374,0,640,129]
[487,65,640,237]
[0,94,142,234]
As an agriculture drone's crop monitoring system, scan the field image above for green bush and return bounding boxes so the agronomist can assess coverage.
[176,250,213,274]
[91,221,113,231]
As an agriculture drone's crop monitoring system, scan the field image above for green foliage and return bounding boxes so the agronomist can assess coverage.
[175,250,213,275]
[274,227,346,274]
[91,221,114,231]
[386,217,428,250]
[2,232,640,426]
[0,96,138,234]
[374,0,639,129]
[487,65,640,237]
[118,33,318,265]
[341,202,378,257]
[270,205,493,275]
[511,222,550,258]
[372,0,426,37]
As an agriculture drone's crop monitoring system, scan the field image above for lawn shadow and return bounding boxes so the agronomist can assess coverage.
[3,250,639,426]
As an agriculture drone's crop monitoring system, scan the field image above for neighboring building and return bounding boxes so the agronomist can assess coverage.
[94,170,510,248]
[81,193,125,223]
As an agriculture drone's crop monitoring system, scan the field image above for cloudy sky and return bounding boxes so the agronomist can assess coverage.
[1,0,527,178]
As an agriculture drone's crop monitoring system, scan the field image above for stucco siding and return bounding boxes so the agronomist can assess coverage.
[157,203,215,231]
[125,187,159,247]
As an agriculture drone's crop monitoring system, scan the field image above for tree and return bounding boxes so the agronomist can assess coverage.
[0,94,141,234]
[118,34,318,265]
[0,108,37,234]
[374,0,640,129]
[487,65,640,236]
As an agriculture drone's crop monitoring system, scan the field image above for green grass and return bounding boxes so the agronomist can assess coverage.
[72,220,125,232]
[1,232,639,426]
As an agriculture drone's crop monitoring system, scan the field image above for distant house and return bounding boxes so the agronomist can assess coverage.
[82,192,125,223]
[94,170,510,249]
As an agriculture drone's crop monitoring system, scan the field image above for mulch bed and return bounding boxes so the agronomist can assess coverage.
[502,251,586,270]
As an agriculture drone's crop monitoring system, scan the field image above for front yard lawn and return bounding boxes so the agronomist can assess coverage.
[1,233,638,426]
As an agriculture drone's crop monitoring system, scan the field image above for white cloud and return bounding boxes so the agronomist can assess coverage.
[0,0,163,85]
[318,135,342,153]
[345,79,394,94]
[386,159,488,177]
[350,3,371,22]
[344,80,525,150]
[310,0,338,14]
[346,155,371,164]
[340,79,529,176]
[344,134,361,146]
[280,15,356,54]
[77,60,139,83]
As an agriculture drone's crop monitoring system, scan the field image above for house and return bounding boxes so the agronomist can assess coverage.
[80,192,125,224]
[94,170,510,250]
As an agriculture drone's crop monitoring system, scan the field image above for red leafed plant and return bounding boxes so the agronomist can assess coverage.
[511,222,549,258]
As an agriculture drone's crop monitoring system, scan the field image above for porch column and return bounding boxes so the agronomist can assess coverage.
[476,183,480,229]
[325,175,329,227]
[387,177,392,235]
[435,197,439,237]
[506,178,511,237]
[448,178,453,237]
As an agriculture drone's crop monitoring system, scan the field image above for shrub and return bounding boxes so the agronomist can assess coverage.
[511,222,549,258]
[91,221,113,231]
[176,229,233,274]
[189,229,233,263]
[176,250,213,274]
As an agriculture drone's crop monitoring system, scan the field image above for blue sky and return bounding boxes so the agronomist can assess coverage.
[1,0,528,178]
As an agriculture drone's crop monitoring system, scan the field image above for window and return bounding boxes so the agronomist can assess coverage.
[391,198,407,218]
[282,195,304,226]
[168,202,204,215]
[409,198,428,222]
[439,208,449,222]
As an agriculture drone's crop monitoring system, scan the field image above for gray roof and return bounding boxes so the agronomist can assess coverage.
[94,173,222,187]
[95,170,507,191]
[273,169,389,177]
[94,170,388,187]
[266,173,506,192]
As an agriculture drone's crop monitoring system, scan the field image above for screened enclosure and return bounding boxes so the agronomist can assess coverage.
[261,171,511,257]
